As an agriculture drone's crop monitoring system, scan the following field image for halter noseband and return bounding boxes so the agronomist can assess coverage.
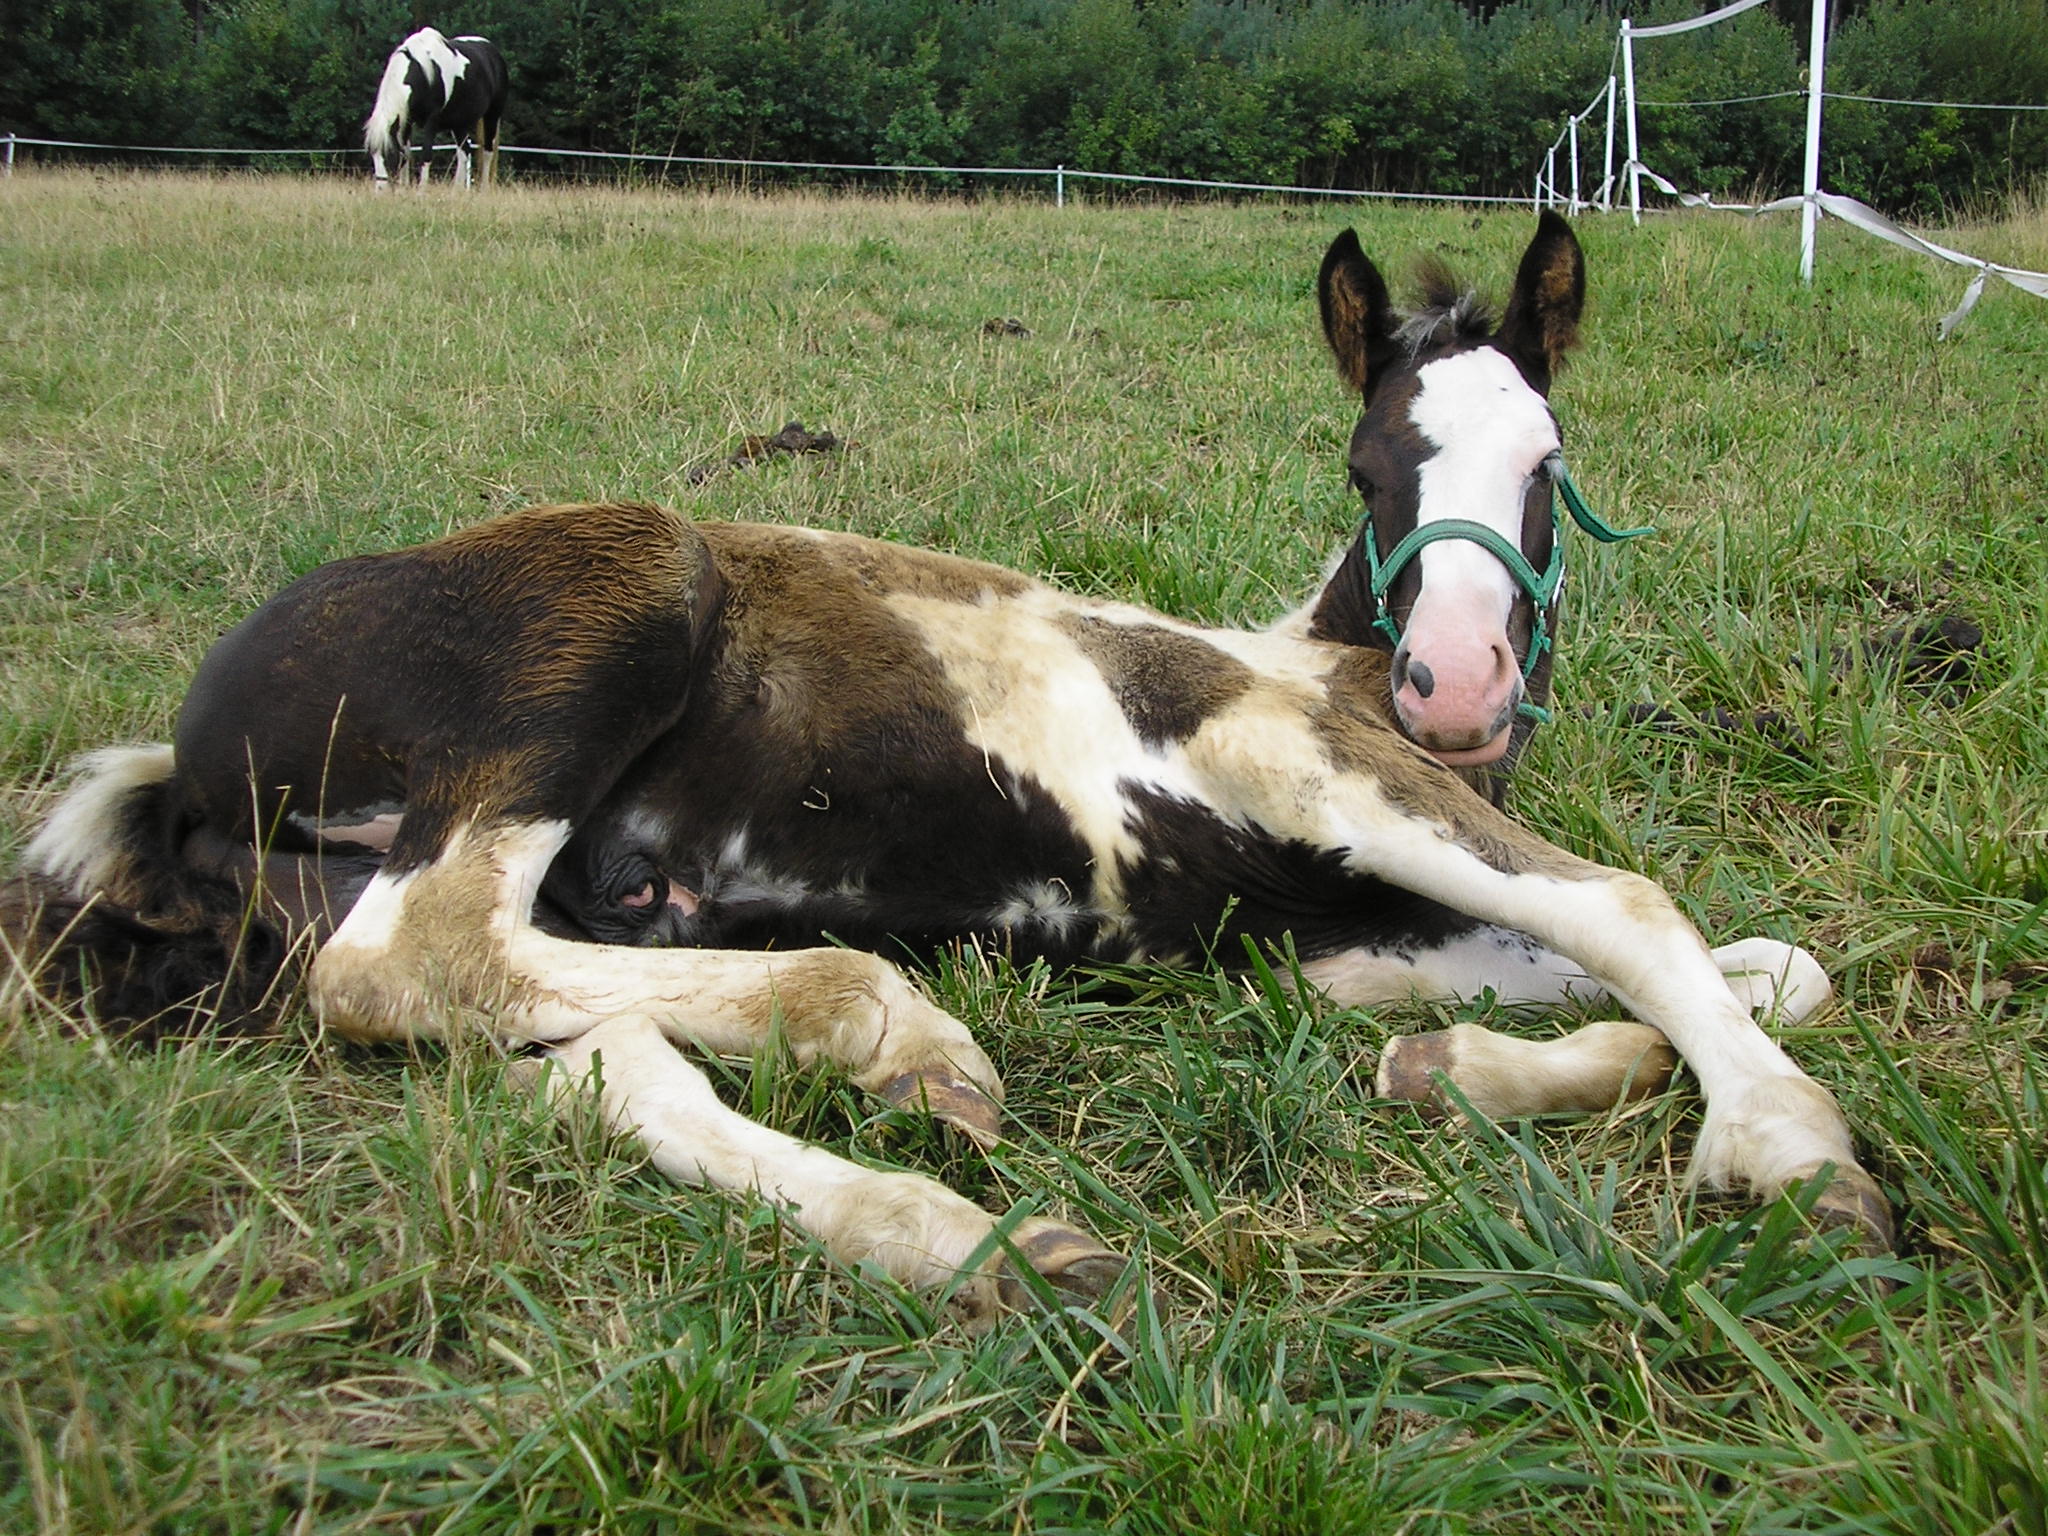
[1362,454,1653,722]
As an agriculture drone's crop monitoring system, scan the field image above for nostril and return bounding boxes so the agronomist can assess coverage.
[1407,659,1436,699]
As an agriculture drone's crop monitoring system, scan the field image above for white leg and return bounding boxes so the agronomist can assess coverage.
[1377,1019,1679,1118]
[1710,937,1832,1020]
[1191,722,1889,1244]
[311,819,1006,1139]
[527,1015,1113,1309]
[1305,929,1830,1023]
[454,144,472,189]
[1388,844,1880,1237]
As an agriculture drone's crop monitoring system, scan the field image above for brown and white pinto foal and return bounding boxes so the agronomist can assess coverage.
[11,216,1891,1315]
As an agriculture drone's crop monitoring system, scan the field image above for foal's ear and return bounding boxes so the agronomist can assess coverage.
[1496,210,1585,393]
[1318,228,1400,395]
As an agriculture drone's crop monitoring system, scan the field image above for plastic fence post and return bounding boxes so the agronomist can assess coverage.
[1601,76,1616,212]
[1799,0,1831,283]
[1568,117,1582,213]
[1622,20,1642,224]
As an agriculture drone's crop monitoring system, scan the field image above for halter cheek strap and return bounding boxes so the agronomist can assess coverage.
[1364,454,1653,722]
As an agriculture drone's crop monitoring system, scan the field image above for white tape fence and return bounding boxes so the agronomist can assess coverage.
[1532,0,2048,332]
[0,132,1526,208]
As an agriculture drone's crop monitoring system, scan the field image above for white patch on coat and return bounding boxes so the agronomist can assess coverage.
[289,810,404,851]
[888,589,1218,903]
[989,879,1088,938]
[1301,925,1603,1009]
[319,860,426,956]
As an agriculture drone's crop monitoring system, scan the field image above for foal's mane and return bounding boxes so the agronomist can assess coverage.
[1394,254,1498,357]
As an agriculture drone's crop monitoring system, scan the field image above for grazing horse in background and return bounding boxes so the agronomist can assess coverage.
[364,28,507,191]
[6,216,1891,1316]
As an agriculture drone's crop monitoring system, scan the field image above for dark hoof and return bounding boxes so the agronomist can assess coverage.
[1374,1031,1456,1117]
[995,1221,1133,1313]
[879,1070,1003,1148]
[1799,1165,1898,1254]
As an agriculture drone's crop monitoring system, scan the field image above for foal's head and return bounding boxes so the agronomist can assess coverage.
[1312,213,1585,772]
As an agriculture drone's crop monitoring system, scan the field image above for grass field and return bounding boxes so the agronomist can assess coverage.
[2,171,2045,1535]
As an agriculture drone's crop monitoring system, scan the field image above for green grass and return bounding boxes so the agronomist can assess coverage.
[3,171,2045,1534]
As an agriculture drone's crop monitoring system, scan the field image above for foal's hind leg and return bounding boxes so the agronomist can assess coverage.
[317,831,1117,1305]
[315,817,1009,1143]
[521,1015,1124,1316]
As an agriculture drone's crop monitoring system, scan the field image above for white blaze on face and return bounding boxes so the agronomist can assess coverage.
[1409,348,1560,610]
[1389,347,1562,762]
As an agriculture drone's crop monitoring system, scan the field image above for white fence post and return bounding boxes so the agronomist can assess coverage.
[1601,76,1616,211]
[1622,20,1642,224]
[1799,0,1831,282]
[1056,164,1064,207]
[4,134,14,177]
[1567,116,1582,212]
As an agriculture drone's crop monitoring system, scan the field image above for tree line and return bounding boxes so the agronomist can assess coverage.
[5,0,2042,216]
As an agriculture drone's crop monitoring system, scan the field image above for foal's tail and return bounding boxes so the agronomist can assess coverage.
[2,747,293,1035]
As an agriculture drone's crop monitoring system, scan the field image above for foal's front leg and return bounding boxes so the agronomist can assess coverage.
[1308,929,1833,1119]
[1205,727,1892,1248]
[1389,842,1887,1244]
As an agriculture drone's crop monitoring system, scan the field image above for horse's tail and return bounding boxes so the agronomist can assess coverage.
[363,38,422,161]
[3,747,293,1036]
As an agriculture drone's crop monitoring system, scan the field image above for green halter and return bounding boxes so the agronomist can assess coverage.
[1363,454,1654,723]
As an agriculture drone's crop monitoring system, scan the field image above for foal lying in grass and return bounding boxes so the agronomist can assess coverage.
[9,216,1890,1313]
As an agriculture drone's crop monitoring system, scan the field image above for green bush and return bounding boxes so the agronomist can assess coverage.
[1,0,2041,215]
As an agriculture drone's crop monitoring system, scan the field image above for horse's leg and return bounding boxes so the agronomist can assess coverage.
[1196,721,1891,1247]
[520,1015,1124,1314]
[313,821,1119,1304]
[454,134,473,190]
[1307,928,1831,1119]
[1306,928,1831,1020]
[314,816,1010,1143]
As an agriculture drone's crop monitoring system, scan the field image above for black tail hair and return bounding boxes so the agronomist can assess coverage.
[4,754,296,1038]
[1,877,293,1038]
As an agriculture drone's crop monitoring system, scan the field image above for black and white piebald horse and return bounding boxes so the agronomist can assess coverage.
[8,216,1890,1316]
[363,27,507,191]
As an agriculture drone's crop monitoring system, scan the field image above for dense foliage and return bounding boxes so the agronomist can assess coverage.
[2,1,2043,218]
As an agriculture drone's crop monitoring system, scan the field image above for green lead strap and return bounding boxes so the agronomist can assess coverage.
[1548,454,1655,544]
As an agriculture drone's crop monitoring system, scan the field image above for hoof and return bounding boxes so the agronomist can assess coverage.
[995,1218,1132,1313]
[879,1070,1003,1148]
[1375,1030,1457,1116]
[1797,1165,1897,1254]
